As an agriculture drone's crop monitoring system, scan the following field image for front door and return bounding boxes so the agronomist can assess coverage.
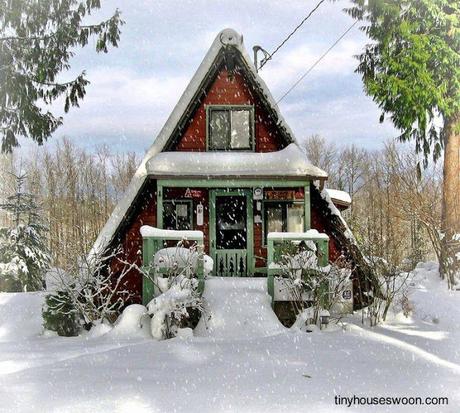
[210,190,253,276]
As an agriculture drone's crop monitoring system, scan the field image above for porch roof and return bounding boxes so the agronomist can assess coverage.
[146,143,328,179]
[324,188,352,207]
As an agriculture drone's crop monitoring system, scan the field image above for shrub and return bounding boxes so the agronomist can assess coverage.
[42,290,80,336]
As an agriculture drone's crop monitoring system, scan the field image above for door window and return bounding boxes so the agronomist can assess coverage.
[216,195,247,249]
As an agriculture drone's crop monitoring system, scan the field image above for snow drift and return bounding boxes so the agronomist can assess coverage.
[0,292,44,341]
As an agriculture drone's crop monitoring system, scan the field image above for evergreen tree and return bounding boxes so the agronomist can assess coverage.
[0,173,50,291]
[0,0,124,152]
[347,0,460,287]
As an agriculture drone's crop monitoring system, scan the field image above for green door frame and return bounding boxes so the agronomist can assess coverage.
[209,188,254,276]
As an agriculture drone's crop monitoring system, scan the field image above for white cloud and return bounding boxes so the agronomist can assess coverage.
[54,67,190,149]
[259,37,363,94]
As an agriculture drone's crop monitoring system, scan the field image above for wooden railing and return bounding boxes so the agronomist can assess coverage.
[214,249,247,276]
[266,230,329,306]
[140,227,205,305]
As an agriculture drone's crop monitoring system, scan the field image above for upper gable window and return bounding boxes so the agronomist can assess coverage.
[207,106,254,150]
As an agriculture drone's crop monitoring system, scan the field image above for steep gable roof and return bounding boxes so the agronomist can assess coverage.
[91,28,326,255]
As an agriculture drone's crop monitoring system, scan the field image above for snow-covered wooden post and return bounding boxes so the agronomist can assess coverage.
[267,235,276,306]
[317,239,329,267]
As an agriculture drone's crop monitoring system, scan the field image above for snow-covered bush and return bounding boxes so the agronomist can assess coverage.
[148,274,202,339]
[144,242,204,340]
[275,241,352,326]
[0,173,50,292]
[109,304,151,338]
[153,246,213,277]
[42,247,136,336]
[364,258,414,326]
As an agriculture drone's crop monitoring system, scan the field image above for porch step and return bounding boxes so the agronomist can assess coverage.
[194,277,285,339]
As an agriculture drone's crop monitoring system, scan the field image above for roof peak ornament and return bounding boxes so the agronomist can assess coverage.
[219,28,242,46]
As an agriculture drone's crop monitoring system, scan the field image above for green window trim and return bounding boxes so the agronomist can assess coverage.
[206,104,255,151]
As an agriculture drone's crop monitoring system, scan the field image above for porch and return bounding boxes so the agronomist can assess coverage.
[140,226,330,307]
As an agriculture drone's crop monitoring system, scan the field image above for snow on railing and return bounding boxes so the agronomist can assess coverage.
[266,230,329,306]
[140,226,205,305]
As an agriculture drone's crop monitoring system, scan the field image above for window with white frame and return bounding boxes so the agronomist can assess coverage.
[263,201,304,243]
[208,106,253,150]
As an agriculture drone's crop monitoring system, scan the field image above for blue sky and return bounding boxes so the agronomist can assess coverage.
[23,0,399,155]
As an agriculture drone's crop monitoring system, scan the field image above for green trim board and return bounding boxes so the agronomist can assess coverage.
[209,189,254,276]
[156,184,163,229]
[157,178,310,188]
[142,236,161,305]
[304,184,311,229]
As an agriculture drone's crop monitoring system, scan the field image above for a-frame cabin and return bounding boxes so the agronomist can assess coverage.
[92,29,372,309]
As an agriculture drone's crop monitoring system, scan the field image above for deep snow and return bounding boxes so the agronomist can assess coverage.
[0,262,459,413]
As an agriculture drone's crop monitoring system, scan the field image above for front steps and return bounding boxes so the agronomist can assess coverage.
[194,277,285,339]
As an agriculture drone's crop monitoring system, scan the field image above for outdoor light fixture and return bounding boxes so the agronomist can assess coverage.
[319,310,330,329]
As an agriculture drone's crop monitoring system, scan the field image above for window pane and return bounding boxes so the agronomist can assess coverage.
[209,110,230,149]
[164,202,177,230]
[164,201,192,230]
[266,204,283,233]
[216,196,247,249]
[230,110,250,149]
[176,203,192,230]
[287,203,304,232]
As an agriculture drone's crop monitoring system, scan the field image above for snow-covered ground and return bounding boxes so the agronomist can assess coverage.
[0,262,459,413]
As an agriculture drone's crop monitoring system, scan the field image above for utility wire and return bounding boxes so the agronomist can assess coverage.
[258,0,326,71]
[276,20,359,104]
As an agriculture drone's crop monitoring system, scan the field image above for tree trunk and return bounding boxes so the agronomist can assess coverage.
[441,113,460,288]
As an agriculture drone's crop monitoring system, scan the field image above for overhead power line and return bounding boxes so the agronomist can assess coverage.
[258,0,326,71]
[276,20,359,104]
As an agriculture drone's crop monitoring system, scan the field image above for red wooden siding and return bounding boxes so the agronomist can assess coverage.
[175,69,285,152]
[110,179,157,304]
[310,192,343,263]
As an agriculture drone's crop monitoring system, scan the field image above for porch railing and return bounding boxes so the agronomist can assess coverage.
[140,227,205,305]
[214,249,247,276]
[266,230,329,306]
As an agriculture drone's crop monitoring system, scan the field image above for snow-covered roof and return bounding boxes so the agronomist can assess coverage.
[146,144,327,179]
[324,188,351,207]
[90,28,327,256]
